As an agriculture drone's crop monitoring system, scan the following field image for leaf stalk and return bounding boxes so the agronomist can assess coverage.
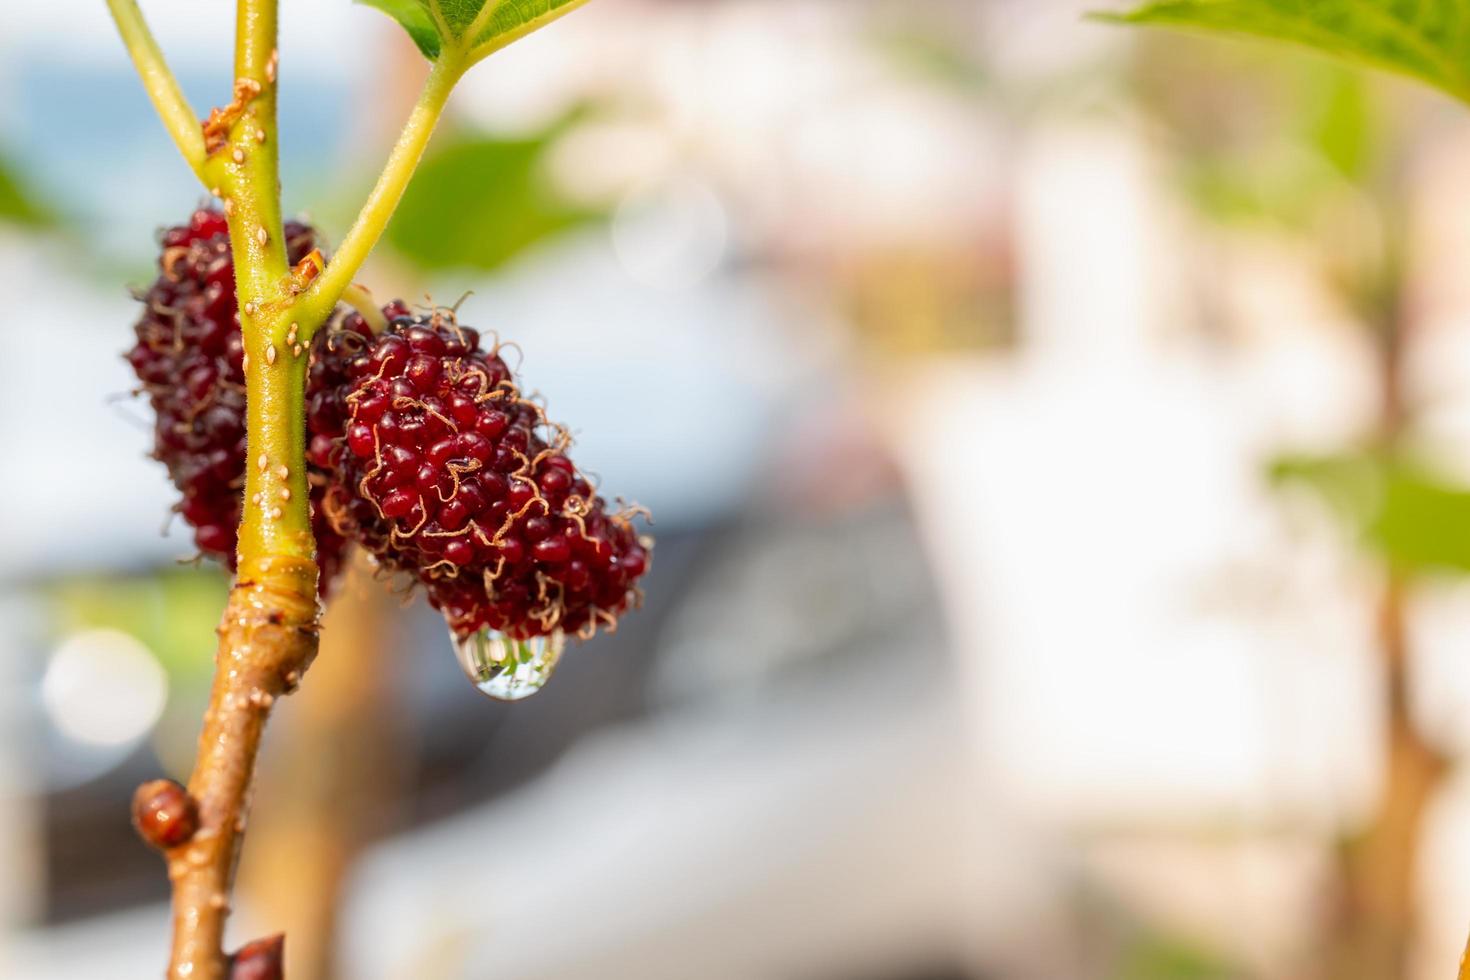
[105,0,208,180]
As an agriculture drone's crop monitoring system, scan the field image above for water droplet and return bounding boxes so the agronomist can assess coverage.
[452,627,565,701]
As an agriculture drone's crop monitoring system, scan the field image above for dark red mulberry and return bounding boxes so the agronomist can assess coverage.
[323,310,651,641]
[126,208,353,593]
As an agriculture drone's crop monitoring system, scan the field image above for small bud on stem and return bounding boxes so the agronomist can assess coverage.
[229,934,284,980]
[132,779,199,849]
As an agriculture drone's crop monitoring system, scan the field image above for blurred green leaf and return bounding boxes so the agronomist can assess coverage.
[1131,39,1387,242]
[384,112,605,273]
[0,153,56,228]
[1177,150,1339,226]
[1097,1,1470,105]
[48,568,229,681]
[358,0,592,61]
[1272,452,1470,573]
[874,28,989,97]
[1113,934,1238,980]
[1310,65,1375,179]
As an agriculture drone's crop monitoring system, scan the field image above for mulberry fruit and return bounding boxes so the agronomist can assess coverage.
[323,310,651,640]
[126,208,350,592]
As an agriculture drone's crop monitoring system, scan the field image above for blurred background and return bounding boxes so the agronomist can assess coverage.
[9,1,1470,978]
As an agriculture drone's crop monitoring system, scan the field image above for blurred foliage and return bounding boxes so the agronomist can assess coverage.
[1100,1,1470,106]
[47,567,228,682]
[383,108,606,273]
[1133,40,1388,227]
[1112,933,1237,980]
[0,152,57,229]
[1132,37,1406,323]
[873,26,988,98]
[1272,452,1470,574]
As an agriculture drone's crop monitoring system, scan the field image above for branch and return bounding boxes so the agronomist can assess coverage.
[105,0,207,181]
[164,558,318,980]
[125,2,324,977]
[295,56,463,333]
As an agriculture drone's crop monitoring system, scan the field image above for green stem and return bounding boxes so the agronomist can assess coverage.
[157,2,326,975]
[105,0,207,181]
[341,283,389,333]
[201,0,315,566]
[297,55,463,332]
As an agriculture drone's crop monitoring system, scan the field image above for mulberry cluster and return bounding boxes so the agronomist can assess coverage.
[322,313,650,640]
[126,208,347,592]
[128,210,650,640]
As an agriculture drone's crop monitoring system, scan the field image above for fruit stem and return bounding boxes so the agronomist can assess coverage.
[341,283,389,333]
[105,0,207,181]
[297,55,464,333]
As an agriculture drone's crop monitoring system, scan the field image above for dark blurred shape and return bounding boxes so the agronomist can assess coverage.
[45,754,170,919]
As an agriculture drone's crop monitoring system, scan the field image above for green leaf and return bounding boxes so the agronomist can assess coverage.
[1098,1,1470,104]
[1271,451,1470,573]
[1113,933,1236,980]
[873,27,990,97]
[357,0,592,62]
[1309,64,1376,179]
[465,0,593,54]
[0,153,56,228]
[383,111,606,272]
[357,0,442,57]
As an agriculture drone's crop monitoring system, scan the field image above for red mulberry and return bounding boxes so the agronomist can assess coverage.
[125,208,351,593]
[323,310,651,641]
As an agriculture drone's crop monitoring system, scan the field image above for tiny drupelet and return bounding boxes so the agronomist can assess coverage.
[125,208,350,594]
[321,311,651,641]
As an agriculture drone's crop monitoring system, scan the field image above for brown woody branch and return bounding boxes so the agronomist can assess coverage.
[135,556,319,979]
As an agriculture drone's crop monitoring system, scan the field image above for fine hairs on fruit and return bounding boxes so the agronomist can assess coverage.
[322,308,651,642]
[128,210,652,640]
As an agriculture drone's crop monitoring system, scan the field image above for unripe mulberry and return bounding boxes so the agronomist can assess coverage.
[323,311,651,641]
[125,208,349,592]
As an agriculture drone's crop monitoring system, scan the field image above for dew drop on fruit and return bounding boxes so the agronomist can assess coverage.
[452,626,566,701]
